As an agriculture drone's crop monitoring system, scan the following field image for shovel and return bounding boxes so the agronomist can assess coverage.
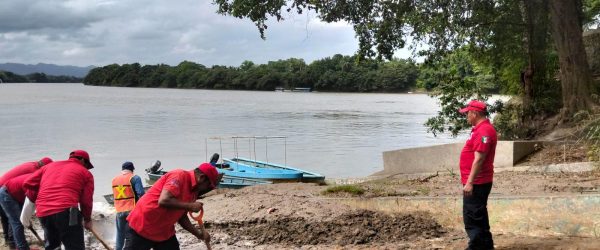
[28,225,43,244]
[89,227,113,250]
[189,209,212,250]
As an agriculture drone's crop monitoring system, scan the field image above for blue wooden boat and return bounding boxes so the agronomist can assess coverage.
[228,157,325,183]
[105,175,272,205]
[103,186,151,205]
[219,158,303,181]
[219,175,272,188]
[145,170,272,188]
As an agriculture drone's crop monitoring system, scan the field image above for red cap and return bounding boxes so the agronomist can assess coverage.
[39,157,53,166]
[198,163,219,189]
[459,100,487,114]
[69,150,94,169]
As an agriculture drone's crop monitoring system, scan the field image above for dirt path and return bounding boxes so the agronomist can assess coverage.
[335,168,600,198]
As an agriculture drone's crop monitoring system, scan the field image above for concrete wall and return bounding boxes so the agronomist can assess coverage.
[376,141,541,176]
[339,195,600,237]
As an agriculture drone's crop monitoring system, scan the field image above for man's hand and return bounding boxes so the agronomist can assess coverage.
[463,183,473,197]
[84,221,92,230]
[187,202,203,212]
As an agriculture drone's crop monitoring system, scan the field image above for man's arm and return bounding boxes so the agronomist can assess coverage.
[158,189,203,212]
[23,167,45,202]
[80,174,94,222]
[131,175,145,201]
[464,151,486,196]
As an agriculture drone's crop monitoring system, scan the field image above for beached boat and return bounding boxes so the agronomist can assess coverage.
[146,169,273,186]
[103,186,151,205]
[227,157,325,183]
[218,158,303,181]
[105,174,271,205]
[206,136,325,182]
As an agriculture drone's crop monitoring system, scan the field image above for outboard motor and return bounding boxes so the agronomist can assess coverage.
[210,153,220,164]
[146,160,162,174]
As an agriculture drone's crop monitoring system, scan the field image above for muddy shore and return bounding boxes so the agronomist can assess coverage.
[5,167,600,250]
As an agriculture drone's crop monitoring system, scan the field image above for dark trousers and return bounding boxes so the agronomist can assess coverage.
[463,182,494,250]
[0,205,14,246]
[122,227,179,250]
[39,208,84,250]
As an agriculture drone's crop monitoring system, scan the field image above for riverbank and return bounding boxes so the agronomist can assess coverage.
[28,164,587,249]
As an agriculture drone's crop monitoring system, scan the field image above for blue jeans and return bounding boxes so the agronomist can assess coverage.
[0,204,14,247]
[115,211,131,250]
[0,187,27,250]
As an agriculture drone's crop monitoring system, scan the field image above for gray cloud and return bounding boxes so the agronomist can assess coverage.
[0,0,110,32]
[0,0,412,67]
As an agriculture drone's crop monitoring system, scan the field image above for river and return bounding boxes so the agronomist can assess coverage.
[0,83,462,197]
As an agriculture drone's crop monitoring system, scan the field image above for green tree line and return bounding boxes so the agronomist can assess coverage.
[83,55,420,92]
[0,71,83,83]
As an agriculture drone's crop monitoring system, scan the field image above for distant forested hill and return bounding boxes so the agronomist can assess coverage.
[0,70,83,83]
[0,63,95,78]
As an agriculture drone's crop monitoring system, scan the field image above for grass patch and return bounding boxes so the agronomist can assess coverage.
[321,184,365,196]
[416,187,431,195]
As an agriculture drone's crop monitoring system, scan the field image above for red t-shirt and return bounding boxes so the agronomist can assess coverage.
[459,119,497,185]
[127,169,197,242]
[5,173,32,204]
[0,161,38,186]
[23,159,94,221]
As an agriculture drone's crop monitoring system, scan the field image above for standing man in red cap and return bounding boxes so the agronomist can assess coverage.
[458,100,497,250]
[123,163,220,250]
[23,150,94,250]
[0,157,52,248]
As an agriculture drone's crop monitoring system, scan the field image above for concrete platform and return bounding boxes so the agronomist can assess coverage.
[375,141,543,176]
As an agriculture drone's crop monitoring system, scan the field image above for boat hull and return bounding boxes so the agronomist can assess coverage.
[229,157,325,183]
[220,158,303,181]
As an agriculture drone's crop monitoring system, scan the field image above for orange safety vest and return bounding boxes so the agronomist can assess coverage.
[112,172,136,212]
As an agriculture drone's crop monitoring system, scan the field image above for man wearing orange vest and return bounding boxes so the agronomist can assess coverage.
[112,161,145,250]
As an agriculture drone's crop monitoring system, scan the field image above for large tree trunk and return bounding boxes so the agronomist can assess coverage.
[522,0,549,116]
[549,0,593,119]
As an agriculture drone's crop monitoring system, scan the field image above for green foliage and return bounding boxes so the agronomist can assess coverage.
[584,0,600,30]
[321,184,365,196]
[493,99,530,139]
[0,71,82,83]
[581,117,600,161]
[422,50,501,136]
[83,56,419,92]
[0,71,28,82]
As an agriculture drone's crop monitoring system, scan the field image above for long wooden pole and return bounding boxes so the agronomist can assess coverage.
[89,227,112,250]
[28,225,43,244]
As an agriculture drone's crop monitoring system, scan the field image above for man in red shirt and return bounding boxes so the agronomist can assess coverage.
[23,150,94,250]
[123,163,220,250]
[458,100,497,250]
[0,157,52,248]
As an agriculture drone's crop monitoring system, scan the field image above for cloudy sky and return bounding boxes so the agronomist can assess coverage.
[0,0,413,67]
